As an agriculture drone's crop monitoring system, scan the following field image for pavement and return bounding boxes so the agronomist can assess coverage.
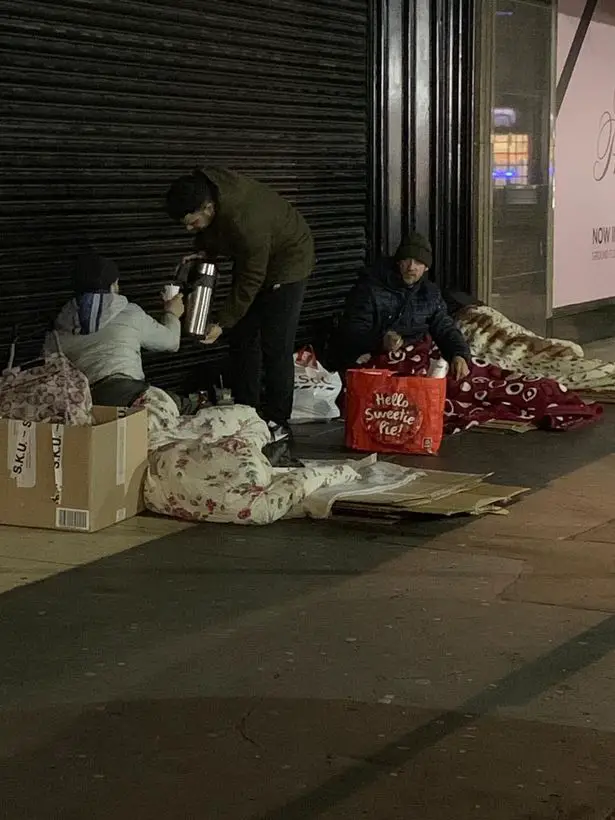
[2,338,615,819]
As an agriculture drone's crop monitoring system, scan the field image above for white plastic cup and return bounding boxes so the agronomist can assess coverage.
[163,284,181,302]
[427,357,449,379]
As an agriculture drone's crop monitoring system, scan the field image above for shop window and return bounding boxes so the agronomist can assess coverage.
[492,132,530,187]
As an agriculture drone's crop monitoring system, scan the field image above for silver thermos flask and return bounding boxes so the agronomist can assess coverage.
[175,257,218,338]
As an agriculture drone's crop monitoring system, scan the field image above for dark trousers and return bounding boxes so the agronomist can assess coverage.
[91,376,148,408]
[91,376,190,414]
[228,280,306,425]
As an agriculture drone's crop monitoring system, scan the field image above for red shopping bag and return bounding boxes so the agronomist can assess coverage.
[344,369,446,455]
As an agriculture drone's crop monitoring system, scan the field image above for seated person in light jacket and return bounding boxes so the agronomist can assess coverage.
[337,232,471,380]
[47,252,184,407]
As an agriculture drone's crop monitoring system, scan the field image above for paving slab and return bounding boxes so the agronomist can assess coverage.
[1,404,615,818]
[573,519,615,544]
[0,509,612,820]
[0,516,193,593]
[4,699,615,820]
[294,405,615,490]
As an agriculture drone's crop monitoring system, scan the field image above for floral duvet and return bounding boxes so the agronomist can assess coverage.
[140,387,358,525]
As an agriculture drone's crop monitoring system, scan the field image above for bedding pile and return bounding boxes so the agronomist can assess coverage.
[139,387,358,525]
[457,304,615,394]
[369,338,602,434]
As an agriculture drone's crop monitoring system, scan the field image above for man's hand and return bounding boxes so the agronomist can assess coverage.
[451,356,470,380]
[179,252,207,266]
[173,252,207,280]
[201,323,223,345]
[383,330,404,353]
[164,294,184,319]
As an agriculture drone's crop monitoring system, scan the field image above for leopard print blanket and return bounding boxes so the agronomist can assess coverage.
[457,306,615,393]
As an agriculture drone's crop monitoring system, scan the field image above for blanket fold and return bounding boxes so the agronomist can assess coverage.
[370,338,602,434]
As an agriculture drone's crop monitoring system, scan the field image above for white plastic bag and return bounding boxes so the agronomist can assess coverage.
[291,346,342,422]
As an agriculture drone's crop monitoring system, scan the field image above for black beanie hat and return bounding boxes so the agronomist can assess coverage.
[394,231,433,268]
[72,253,119,294]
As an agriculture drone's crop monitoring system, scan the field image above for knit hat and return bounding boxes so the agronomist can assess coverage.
[394,231,433,268]
[72,253,119,294]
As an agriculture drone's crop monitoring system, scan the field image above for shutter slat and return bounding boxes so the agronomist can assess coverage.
[0,0,369,391]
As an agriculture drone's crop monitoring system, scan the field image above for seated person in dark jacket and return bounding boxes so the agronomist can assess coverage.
[338,232,471,380]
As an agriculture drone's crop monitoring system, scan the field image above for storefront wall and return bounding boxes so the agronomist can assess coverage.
[0,0,475,391]
[1,0,372,391]
[377,0,476,294]
[553,1,615,316]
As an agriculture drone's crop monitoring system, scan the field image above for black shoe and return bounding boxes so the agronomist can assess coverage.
[267,421,292,443]
[263,423,303,468]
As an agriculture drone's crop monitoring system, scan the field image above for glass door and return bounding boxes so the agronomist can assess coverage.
[475,0,555,335]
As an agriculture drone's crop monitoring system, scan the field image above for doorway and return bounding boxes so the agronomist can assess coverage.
[475,0,556,335]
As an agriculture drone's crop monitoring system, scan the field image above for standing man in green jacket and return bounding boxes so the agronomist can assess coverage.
[165,168,315,440]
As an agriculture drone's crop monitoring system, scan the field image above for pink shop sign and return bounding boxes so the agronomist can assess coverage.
[554,14,615,308]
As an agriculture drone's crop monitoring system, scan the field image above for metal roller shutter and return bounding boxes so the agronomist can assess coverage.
[0,0,370,391]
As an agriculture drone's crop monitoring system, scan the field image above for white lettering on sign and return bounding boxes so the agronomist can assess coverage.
[363,391,422,444]
[373,391,410,408]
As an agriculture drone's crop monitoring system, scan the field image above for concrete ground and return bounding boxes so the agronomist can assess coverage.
[581,337,615,361]
[2,338,615,819]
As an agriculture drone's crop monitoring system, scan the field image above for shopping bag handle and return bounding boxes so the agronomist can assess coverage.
[5,324,19,370]
[47,330,64,356]
[5,330,64,373]
[296,346,318,367]
[347,368,392,376]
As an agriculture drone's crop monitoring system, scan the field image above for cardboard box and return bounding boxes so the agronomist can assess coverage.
[0,407,148,532]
